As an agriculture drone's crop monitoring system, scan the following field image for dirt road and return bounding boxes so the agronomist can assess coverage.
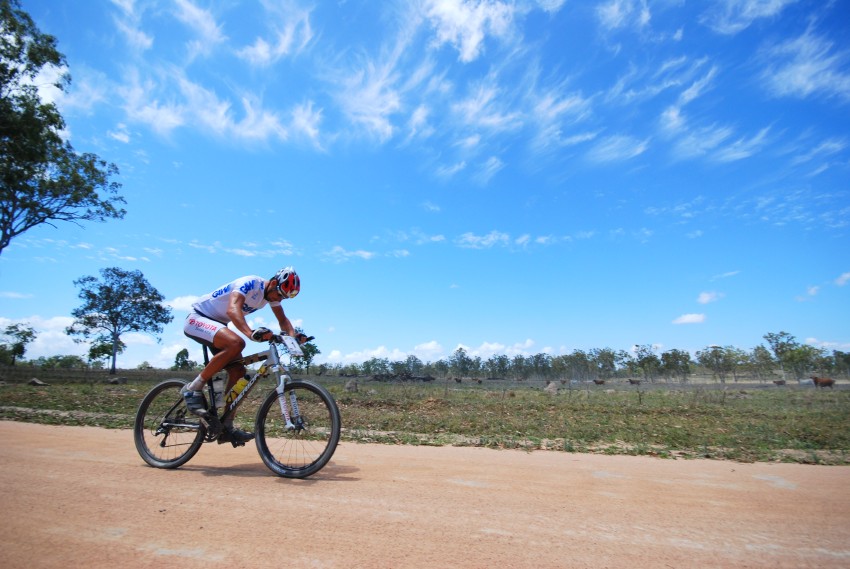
[0,421,848,568]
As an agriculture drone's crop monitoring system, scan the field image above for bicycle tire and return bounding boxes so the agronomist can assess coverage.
[134,379,206,469]
[255,380,341,478]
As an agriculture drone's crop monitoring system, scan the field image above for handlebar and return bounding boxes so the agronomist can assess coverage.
[269,333,314,344]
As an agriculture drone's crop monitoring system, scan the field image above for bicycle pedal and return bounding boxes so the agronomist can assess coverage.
[198,413,224,436]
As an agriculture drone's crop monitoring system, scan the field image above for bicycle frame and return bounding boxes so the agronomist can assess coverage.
[204,335,303,432]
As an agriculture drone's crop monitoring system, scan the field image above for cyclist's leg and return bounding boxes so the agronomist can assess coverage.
[182,315,240,423]
[183,314,244,385]
[220,361,254,444]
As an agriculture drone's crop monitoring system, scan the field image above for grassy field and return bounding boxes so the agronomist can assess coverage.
[1,374,848,464]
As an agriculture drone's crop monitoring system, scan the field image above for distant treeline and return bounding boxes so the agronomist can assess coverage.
[3,332,848,384]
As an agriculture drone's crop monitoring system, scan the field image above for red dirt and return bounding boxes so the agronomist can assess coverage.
[0,421,848,568]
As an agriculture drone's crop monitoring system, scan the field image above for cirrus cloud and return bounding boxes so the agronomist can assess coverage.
[673,313,706,324]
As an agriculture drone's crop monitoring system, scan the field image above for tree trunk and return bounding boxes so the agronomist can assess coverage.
[110,333,119,374]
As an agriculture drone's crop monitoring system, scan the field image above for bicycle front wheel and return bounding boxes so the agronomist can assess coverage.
[255,380,341,478]
[134,379,205,469]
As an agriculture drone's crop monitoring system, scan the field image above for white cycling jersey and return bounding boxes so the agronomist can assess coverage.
[191,275,280,323]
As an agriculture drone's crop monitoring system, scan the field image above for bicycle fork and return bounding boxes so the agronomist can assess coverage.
[276,382,298,431]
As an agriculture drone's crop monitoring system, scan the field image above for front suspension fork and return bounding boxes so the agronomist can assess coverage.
[276,382,297,431]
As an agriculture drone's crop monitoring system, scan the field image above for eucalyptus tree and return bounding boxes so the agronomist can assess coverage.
[634,344,661,382]
[763,331,799,381]
[749,345,776,382]
[589,347,617,380]
[449,347,473,378]
[660,349,692,383]
[485,354,511,379]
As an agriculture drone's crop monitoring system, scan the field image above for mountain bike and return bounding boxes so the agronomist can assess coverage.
[133,335,341,478]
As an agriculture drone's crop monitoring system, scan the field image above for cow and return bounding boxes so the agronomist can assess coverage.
[628,378,642,385]
[773,380,786,386]
[811,376,835,389]
[593,379,605,385]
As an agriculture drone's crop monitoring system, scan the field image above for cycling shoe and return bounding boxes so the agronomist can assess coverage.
[219,426,255,447]
[181,386,208,416]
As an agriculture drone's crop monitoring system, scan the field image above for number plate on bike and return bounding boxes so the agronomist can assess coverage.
[281,335,304,357]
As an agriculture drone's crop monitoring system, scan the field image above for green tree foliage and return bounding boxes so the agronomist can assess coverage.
[0,0,125,255]
[66,267,173,373]
[763,331,798,380]
[634,344,661,382]
[31,354,86,368]
[834,351,850,376]
[290,328,320,373]
[661,349,692,382]
[749,345,776,381]
[171,348,197,371]
[0,322,36,365]
[449,347,473,378]
[87,336,125,366]
[696,345,735,383]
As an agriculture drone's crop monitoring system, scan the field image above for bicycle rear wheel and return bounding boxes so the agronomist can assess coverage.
[255,380,341,478]
[134,379,205,469]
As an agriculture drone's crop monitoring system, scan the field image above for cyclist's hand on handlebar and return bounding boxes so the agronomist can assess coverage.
[295,332,314,344]
[251,327,272,341]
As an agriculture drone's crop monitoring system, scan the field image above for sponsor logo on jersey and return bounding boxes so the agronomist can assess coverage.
[211,285,231,298]
[239,280,256,295]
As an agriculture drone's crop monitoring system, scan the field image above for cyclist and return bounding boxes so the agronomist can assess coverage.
[181,267,310,445]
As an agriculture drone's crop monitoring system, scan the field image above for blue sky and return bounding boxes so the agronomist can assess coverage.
[1,0,849,369]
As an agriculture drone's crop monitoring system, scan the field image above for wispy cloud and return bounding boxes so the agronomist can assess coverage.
[336,57,403,142]
[597,0,651,32]
[760,26,850,102]
[475,156,505,184]
[835,272,850,286]
[673,313,706,324]
[291,101,323,148]
[235,3,314,67]
[322,245,377,262]
[796,285,820,302]
[173,0,226,61]
[697,291,723,304]
[711,270,740,280]
[713,126,771,162]
[0,291,34,299]
[529,87,593,152]
[424,0,518,63]
[111,0,153,51]
[700,0,799,35]
[456,230,510,249]
[790,138,846,166]
[586,134,649,162]
[452,79,523,132]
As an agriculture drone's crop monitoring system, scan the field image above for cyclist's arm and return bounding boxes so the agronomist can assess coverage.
[226,291,254,338]
[270,302,297,337]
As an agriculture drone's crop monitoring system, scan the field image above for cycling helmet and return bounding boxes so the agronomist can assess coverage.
[271,266,300,298]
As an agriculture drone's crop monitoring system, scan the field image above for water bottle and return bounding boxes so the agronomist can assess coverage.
[225,376,250,406]
[211,378,225,408]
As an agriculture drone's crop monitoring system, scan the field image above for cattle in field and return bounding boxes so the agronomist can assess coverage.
[773,380,786,386]
[593,379,605,385]
[811,376,835,389]
[628,378,641,385]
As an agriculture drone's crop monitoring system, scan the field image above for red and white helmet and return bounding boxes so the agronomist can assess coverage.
[271,266,300,298]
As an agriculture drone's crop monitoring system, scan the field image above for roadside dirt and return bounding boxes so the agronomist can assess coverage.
[0,421,848,569]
